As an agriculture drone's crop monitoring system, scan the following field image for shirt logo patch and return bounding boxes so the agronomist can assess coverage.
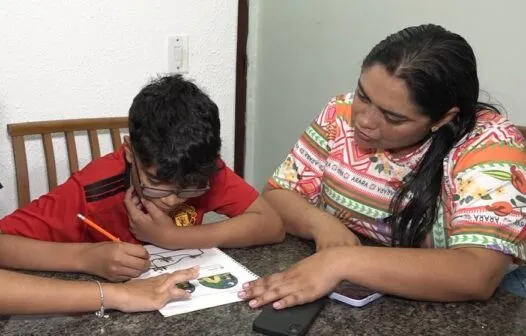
[172,204,198,227]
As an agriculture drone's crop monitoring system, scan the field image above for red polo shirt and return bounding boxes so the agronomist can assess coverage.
[0,147,258,243]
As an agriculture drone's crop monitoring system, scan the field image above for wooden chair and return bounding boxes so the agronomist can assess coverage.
[518,126,526,139]
[7,117,128,207]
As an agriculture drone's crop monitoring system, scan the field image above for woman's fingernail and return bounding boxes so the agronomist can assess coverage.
[238,291,246,298]
[249,299,258,308]
[273,302,282,309]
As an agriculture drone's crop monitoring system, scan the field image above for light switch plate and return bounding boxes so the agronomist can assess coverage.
[168,35,189,73]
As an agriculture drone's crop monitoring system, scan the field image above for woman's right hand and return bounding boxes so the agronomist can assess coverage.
[106,266,199,312]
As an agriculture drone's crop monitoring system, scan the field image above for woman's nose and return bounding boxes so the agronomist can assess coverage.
[358,106,381,130]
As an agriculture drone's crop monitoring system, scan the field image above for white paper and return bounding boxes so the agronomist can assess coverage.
[138,245,258,317]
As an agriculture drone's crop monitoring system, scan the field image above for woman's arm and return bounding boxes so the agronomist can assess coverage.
[162,196,285,248]
[0,267,198,315]
[337,246,509,301]
[263,188,360,249]
[240,246,510,309]
[0,234,152,282]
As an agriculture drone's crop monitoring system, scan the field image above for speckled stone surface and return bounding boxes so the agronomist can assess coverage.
[1,235,525,336]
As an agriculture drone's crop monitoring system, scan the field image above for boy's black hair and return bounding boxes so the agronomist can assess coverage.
[128,74,221,187]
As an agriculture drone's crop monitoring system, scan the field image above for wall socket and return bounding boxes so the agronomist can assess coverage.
[168,35,189,73]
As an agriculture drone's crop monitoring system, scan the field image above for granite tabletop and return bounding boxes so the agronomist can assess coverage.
[1,235,525,336]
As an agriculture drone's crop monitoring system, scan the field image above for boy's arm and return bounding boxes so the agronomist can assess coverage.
[127,193,284,249]
[0,233,86,272]
[126,162,285,249]
[0,177,91,271]
[205,195,285,247]
[0,234,149,282]
[0,177,149,281]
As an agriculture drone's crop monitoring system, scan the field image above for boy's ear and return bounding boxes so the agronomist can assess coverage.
[123,136,133,164]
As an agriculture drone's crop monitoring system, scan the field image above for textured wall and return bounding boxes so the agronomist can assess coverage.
[0,0,238,215]
[246,0,526,190]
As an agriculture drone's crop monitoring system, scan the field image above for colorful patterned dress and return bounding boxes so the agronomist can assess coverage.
[269,93,526,264]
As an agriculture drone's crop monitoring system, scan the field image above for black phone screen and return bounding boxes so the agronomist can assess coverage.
[253,298,326,336]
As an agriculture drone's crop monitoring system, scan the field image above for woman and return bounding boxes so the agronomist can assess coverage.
[239,24,526,309]
[0,234,198,315]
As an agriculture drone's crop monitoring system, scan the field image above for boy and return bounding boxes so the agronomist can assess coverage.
[0,75,284,282]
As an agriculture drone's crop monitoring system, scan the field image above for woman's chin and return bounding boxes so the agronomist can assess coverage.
[355,137,377,151]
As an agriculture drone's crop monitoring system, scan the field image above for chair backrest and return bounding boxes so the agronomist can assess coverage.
[7,117,128,207]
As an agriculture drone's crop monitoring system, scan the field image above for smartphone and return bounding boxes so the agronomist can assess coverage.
[329,281,382,307]
[252,298,327,336]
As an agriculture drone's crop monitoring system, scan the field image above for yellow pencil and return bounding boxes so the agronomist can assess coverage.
[77,213,121,242]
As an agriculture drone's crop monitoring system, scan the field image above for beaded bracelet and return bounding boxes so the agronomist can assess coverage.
[94,280,109,318]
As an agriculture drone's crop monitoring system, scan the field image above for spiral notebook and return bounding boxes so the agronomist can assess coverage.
[137,245,258,317]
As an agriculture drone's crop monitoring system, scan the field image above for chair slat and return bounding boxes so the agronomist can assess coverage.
[8,117,128,137]
[88,130,101,159]
[65,131,79,174]
[42,134,58,189]
[7,117,128,208]
[11,136,30,207]
[110,128,122,151]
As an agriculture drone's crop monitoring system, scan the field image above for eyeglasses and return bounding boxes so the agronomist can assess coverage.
[139,182,209,199]
[132,154,209,199]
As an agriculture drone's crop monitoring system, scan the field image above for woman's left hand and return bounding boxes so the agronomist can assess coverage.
[238,247,348,309]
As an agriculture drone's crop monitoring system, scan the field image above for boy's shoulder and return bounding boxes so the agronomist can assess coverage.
[194,156,258,217]
[209,157,240,184]
[72,146,128,188]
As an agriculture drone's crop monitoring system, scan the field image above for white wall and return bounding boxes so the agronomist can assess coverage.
[0,0,238,215]
[246,0,526,190]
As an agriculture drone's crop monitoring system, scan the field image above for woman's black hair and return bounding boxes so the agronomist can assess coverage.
[362,24,500,247]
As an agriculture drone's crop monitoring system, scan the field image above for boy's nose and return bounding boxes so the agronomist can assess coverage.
[160,194,185,208]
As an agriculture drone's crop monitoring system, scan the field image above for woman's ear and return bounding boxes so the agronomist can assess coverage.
[432,106,460,131]
[123,136,133,164]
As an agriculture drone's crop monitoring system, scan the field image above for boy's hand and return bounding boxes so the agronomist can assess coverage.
[124,187,176,246]
[79,241,150,282]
